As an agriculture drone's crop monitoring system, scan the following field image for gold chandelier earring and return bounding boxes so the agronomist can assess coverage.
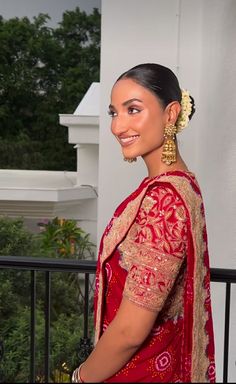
[161,123,177,165]
[123,157,137,163]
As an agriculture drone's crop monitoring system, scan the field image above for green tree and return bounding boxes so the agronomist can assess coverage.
[0,216,35,256]
[1,307,85,383]
[0,217,37,312]
[0,7,100,170]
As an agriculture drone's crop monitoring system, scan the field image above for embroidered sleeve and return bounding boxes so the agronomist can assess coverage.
[119,184,188,312]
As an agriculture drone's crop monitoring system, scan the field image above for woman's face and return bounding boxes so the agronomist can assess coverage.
[109,78,168,161]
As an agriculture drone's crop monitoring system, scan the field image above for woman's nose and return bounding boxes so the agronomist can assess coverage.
[111,114,128,136]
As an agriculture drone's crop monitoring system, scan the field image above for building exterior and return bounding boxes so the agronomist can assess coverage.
[0,83,99,244]
[98,1,236,381]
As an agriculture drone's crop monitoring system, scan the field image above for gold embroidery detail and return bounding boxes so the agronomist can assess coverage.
[158,260,185,321]
[119,186,187,314]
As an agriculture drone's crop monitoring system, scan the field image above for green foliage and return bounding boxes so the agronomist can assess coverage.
[0,217,39,316]
[1,307,86,383]
[2,306,32,383]
[0,216,35,256]
[50,313,84,381]
[0,7,100,170]
[38,217,95,259]
[0,216,95,382]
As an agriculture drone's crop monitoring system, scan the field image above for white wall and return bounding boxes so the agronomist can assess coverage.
[197,3,236,380]
[98,0,236,381]
[98,0,198,237]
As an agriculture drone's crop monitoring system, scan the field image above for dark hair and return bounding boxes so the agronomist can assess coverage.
[116,63,195,120]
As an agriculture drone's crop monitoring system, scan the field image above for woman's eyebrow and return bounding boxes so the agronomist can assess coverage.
[123,98,143,106]
[109,98,143,110]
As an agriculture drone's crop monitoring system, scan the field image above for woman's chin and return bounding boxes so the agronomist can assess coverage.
[122,151,138,159]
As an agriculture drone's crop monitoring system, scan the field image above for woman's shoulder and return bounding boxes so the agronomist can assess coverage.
[139,170,204,221]
[141,179,187,219]
[144,170,201,200]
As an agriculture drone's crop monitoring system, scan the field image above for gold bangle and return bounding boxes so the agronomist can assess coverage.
[72,363,84,383]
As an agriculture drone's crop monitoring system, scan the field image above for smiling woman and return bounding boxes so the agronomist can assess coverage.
[72,63,216,383]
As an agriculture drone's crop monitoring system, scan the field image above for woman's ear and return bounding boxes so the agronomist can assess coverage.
[165,101,181,125]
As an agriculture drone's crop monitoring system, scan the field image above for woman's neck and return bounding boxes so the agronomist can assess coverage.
[142,147,189,178]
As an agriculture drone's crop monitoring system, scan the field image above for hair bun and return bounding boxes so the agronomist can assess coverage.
[176,89,195,132]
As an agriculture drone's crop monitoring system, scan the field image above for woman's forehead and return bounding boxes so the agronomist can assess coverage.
[111,78,157,103]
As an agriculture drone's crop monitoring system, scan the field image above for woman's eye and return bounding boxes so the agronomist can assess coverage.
[128,107,140,114]
[108,110,117,117]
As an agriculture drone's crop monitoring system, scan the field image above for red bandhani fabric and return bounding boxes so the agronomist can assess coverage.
[94,171,215,383]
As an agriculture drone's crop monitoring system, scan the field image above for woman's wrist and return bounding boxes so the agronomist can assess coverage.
[72,362,85,383]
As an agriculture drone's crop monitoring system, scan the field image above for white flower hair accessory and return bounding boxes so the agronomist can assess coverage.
[176,89,193,133]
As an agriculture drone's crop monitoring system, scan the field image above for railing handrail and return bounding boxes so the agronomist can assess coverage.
[0,256,96,273]
[210,267,236,283]
[0,256,236,283]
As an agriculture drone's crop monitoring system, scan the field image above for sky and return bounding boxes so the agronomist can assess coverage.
[0,0,101,26]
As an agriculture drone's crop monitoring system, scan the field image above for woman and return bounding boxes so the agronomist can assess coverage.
[72,63,216,383]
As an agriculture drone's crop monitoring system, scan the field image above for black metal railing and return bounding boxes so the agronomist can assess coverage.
[0,256,96,383]
[0,257,235,383]
[210,268,236,383]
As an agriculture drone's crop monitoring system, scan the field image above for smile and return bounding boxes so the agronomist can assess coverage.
[118,135,140,146]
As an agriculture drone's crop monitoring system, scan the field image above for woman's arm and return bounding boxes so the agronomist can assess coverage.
[79,297,157,382]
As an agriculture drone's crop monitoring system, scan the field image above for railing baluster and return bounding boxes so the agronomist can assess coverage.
[223,282,231,384]
[76,272,93,366]
[44,271,51,383]
[30,270,36,383]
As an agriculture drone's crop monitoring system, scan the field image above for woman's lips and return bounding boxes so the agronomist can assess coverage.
[118,135,140,147]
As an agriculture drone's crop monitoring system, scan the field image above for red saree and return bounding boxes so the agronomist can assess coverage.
[94,171,215,383]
